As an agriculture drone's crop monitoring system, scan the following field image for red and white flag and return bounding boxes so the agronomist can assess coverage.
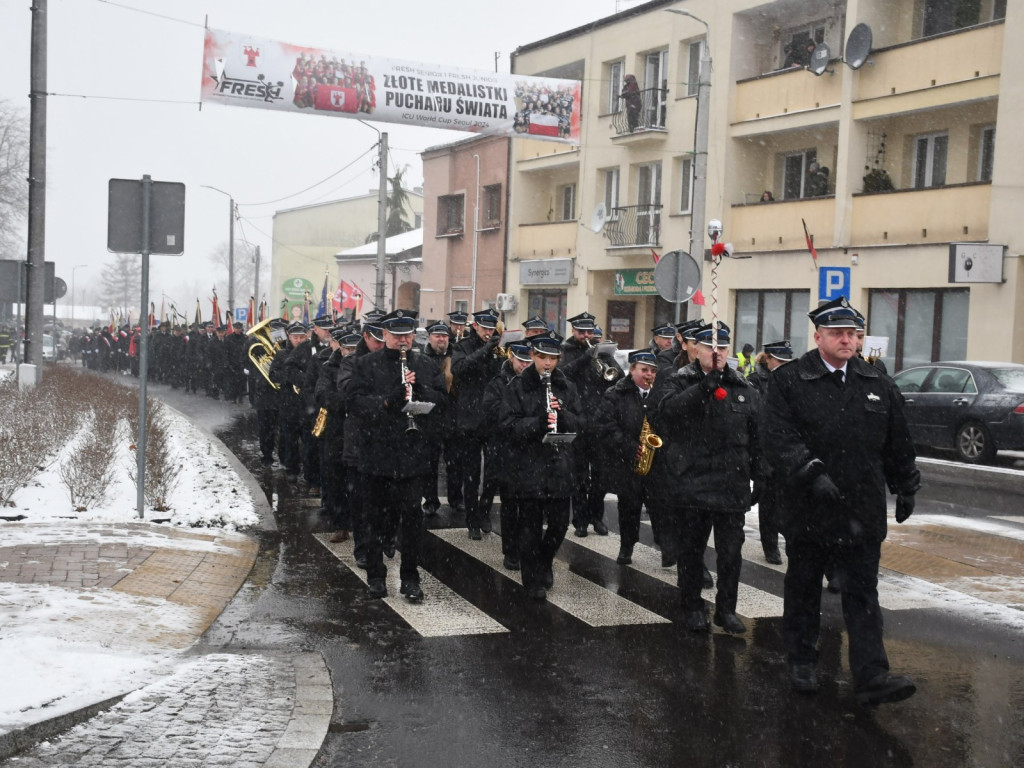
[527,113,560,137]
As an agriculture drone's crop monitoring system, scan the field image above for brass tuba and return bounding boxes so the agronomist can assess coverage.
[246,317,285,390]
[633,415,663,476]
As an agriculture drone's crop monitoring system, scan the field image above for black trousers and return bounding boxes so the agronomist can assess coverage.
[499,483,519,557]
[783,536,889,686]
[321,437,349,530]
[615,475,658,548]
[362,474,424,583]
[455,432,485,527]
[424,437,460,509]
[278,413,303,473]
[302,424,320,488]
[674,506,745,614]
[518,498,570,591]
[571,437,605,527]
[346,466,367,562]
[759,481,782,553]
[256,409,278,463]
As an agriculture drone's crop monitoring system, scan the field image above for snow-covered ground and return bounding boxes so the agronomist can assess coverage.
[0,388,259,734]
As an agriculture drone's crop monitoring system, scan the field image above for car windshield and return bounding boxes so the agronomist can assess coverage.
[990,368,1024,393]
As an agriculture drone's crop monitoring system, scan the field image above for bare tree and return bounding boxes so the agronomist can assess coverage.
[98,253,142,317]
[208,240,268,310]
[0,100,30,259]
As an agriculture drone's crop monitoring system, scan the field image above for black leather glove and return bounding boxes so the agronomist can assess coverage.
[485,336,500,351]
[700,370,723,393]
[750,480,763,506]
[895,494,915,523]
[809,473,843,505]
[587,343,600,358]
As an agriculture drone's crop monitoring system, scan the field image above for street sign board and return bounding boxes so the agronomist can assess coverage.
[107,179,186,255]
[234,307,248,323]
[653,250,701,303]
[818,267,851,302]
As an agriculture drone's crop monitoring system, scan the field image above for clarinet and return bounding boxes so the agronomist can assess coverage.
[400,345,418,434]
[541,372,557,435]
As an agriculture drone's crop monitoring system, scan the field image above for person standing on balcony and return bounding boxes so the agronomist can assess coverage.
[621,74,642,132]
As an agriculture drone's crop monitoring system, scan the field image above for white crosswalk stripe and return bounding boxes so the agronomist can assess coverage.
[429,529,671,627]
[312,533,508,638]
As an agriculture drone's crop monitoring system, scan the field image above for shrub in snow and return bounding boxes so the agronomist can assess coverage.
[128,400,181,512]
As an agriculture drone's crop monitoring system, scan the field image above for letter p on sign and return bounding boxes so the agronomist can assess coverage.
[819,267,851,302]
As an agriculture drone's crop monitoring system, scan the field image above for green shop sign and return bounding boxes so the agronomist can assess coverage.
[282,277,315,300]
[613,268,658,295]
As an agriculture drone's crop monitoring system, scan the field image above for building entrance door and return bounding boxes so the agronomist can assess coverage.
[606,300,635,349]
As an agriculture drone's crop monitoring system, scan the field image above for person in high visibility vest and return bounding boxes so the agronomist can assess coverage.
[737,343,755,378]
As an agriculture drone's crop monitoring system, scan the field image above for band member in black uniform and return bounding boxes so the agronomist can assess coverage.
[221,322,247,403]
[317,328,361,542]
[268,321,309,480]
[656,318,702,377]
[447,310,470,344]
[482,339,533,571]
[299,317,333,497]
[649,323,676,358]
[761,297,920,705]
[451,309,504,539]
[348,309,446,601]
[594,350,666,564]
[248,318,286,467]
[499,331,582,600]
[651,321,761,635]
[521,315,548,338]
[421,321,456,518]
[747,339,794,564]
[558,311,621,537]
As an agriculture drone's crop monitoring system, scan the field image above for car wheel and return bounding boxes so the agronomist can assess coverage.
[955,421,995,464]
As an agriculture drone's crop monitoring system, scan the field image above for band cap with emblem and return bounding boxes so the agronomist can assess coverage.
[808,296,864,329]
[426,321,450,336]
[652,323,676,339]
[506,341,532,362]
[471,309,499,329]
[694,321,731,347]
[567,311,597,331]
[529,331,564,356]
[629,350,659,366]
[677,318,704,340]
[447,310,469,326]
[763,339,793,361]
[522,315,547,331]
[311,316,333,329]
[286,321,307,336]
[380,309,417,335]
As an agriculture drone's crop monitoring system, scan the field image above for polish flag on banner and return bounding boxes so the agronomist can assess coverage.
[315,85,361,113]
[336,280,365,315]
[528,113,560,137]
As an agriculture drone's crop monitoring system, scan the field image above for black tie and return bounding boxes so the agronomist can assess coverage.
[833,369,845,388]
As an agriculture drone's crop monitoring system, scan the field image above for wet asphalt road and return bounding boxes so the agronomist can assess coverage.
[183,405,1024,768]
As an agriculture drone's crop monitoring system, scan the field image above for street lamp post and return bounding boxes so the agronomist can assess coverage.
[666,8,712,325]
[201,185,236,322]
[71,263,87,327]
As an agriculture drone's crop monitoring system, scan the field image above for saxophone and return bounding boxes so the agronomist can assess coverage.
[311,407,328,437]
[633,415,663,476]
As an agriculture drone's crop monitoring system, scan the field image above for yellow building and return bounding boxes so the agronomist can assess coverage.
[505,0,1021,368]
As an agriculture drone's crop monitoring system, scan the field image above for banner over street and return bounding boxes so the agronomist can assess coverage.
[201,28,582,144]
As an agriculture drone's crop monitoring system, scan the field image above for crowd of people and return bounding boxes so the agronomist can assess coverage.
[292,52,375,113]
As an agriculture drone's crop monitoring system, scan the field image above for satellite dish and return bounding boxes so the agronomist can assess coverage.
[845,23,873,70]
[587,203,608,233]
[654,250,701,303]
[809,42,832,76]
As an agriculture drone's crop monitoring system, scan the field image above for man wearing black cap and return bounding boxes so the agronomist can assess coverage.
[649,323,676,357]
[521,315,548,338]
[316,328,361,542]
[222,322,247,403]
[348,309,446,601]
[447,310,470,344]
[248,319,285,468]
[761,296,921,705]
[421,322,457,517]
[499,331,582,599]
[300,317,336,500]
[451,309,503,538]
[269,322,310,480]
[559,311,621,537]
[594,349,667,565]
[651,321,761,635]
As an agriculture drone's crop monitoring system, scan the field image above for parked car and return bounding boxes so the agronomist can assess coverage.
[892,361,1024,463]
[41,333,57,363]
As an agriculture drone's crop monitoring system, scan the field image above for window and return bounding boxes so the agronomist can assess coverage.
[686,40,704,97]
[637,163,662,244]
[559,184,576,221]
[922,0,1003,37]
[528,289,566,334]
[483,184,502,227]
[782,149,817,199]
[869,288,968,371]
[603,168,620,218]
[978,126,995,182]
[437,194,464,236]
[608,61,624,113]
[454,299,468,314]
[678,157,693,213]
[914,132,948,189]
[734,290,810,357]
[643,49,669,128]
[413,212,423,229]
[780,23,826,68]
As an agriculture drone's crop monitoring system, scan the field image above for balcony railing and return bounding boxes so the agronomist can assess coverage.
[611,88,668,135]
[604,204,662,247]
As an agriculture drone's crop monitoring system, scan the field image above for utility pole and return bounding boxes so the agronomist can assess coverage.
[374,132,388,311]
[253,245,260,310]
[228,197,235,320]
[24,0,47,379]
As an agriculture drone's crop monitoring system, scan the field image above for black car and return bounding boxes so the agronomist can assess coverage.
[892,361,1024,463]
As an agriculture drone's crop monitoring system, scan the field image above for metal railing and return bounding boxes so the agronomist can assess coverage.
[603,204,662,247]
[611,88,668,135]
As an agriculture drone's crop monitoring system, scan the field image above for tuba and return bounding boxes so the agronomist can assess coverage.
[246,318,285,390]
[633,415,663,476]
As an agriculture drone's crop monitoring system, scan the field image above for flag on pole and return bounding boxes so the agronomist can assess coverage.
[302,290,310,325]
[692,290,706,306]
[651,249,661,265]
[211,288,220,326]
[316,273,329,319]
[247,297,255,329]
[280,298,288,320]
[801,218,819,269]
[159,298,166,325]
[194,299,202,327]
[148,302,156,329]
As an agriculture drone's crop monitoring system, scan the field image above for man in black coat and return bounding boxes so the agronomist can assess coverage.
[421,321,456,518]
[499,331,582,600]
[247,320,284,468]
[316,328,360,542]
[594,350,666,565]
[348,309,446,601]
[451,309,504,538]
[761,296,921,706]
[268,322,310,479]
[651,321,760,635]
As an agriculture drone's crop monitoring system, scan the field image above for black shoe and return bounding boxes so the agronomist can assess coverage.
[764,548,783,565]
[790,664,819,694]
[827,575,842,593]
[591,519,609,535]
[526,586,547,601]
[713,611,747,634]
[684,609,710,632]
[480,517,492,534]
[541,566,554,589]
[355,555,368,570]
[422,503,440,517]
[573,525,588,538]
[503,555,520,571]
[661,552,677,568]
[384,542,396,559]
[468,527,482,540]
[616,544,633,565]
[856,673,916,707]
[400,580,424,602]
[702,566,714,589]
[367,579,387,599]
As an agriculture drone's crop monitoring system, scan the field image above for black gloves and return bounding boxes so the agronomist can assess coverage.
[809,473,843,506]
[587,343,600,358]
[895,494,915,523]
[485,336,500,351]
[750,480,763,506]
[700,370,723,393]
[386,384,410,407]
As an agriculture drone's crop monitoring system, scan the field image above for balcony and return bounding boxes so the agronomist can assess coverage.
[603,204,662,249]
[850,183,991,246]
[515,220,577,259]
[729,196,834,253]
[854,22,1003,119]
[733,66,843,133]
[610,88,669,146]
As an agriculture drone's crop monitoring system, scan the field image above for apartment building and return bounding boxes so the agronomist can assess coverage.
[504,0,1021,369]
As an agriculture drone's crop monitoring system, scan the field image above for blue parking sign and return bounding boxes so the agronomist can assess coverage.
[819,267,851,302]
[234,307,248,323]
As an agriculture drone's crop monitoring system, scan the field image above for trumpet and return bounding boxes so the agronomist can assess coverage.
[633,415,663,475]
[586,339,623,382]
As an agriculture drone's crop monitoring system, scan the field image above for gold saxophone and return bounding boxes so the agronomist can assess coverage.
[633,415,663,476]
[311,407,328,437]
